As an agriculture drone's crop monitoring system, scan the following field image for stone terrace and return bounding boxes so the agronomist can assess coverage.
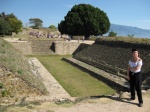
[72,39,150,89]
[4,38,150,91]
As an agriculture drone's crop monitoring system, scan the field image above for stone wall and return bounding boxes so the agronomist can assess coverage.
[31,40,55,55]
[95,39,150,50]
[9,40,89,55]
[55,41,90,55]
[74,40,150,83]
[10,41,32,55]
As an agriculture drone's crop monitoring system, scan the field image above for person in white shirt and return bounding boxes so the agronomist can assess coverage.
[127,49,143,107]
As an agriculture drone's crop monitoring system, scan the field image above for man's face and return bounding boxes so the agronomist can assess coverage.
[132,51,138,58]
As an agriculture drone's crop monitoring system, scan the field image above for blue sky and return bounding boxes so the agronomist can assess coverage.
[0,0,150,30]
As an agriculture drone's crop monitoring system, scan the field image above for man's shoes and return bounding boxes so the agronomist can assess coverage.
[139,103,143,107]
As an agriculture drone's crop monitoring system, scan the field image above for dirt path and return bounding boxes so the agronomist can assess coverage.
[50,94,150,112]
[5,92,150,112]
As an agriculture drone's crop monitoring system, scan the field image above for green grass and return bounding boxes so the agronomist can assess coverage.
[33,55,115,97]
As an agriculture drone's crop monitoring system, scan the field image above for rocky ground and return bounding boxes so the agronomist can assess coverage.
[0,66,42,105]
[2,91,150,112]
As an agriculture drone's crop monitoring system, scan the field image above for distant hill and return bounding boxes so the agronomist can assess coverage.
[105,24,150,38]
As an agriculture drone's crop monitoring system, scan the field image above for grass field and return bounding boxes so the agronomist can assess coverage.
[30,55,115,97]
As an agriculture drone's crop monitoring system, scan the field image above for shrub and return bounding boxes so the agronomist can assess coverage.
[108,30,117,37]
[0,83,3,89]
[1,89,9,97]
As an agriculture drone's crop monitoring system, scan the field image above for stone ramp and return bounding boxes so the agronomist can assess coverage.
[63,57,130,92]
[26,58,72,102]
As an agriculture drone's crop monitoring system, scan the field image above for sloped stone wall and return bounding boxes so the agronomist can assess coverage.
[74,40,150,82]
[10,41,32,55]
[0,66,42,104]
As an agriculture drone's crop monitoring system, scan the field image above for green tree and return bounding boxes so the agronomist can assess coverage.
[127,34,134,38]
[29,18,43,29]
[7,18,22,34]
[49,25,56,29]
[58,4,110,39]
[108,30,117,37]
[0,18,11,36]
[0,12,7,20]
[6,13,17,20]
[0,12,23,34]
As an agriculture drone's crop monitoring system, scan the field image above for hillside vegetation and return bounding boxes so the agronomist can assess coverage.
[96,37,150,44]
[0,38,47,95]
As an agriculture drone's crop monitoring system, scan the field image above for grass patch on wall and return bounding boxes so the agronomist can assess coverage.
[31,55,115,97]
[96,36,150,44]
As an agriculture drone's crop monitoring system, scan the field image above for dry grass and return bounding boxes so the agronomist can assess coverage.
[0,38,47,94]
[96,36,150,44]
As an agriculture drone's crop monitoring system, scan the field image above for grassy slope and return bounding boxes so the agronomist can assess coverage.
[96,36,150,44]
[35,55,115,97]
[0,38,47,94]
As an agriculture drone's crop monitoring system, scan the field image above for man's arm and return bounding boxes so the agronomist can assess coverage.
[130,60,142,72]
[127,65,130,80]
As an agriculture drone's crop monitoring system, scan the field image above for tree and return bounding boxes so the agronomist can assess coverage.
[0,12,7,20]
[0,12,23,34]
[108,30,117,37]
[6,13,17,20]
[127,34,134,38]
[49,25,56,29]
[0,18,11,36]
[29,18,43,29]
[7,18,22,34]
[58,4,110,39]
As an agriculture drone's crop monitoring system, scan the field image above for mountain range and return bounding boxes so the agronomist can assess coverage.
[105,24,150,38]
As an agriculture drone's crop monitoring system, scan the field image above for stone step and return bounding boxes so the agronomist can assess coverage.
[62,57,130,92]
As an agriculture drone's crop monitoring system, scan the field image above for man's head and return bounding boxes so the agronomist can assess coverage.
[132,49,139,58]
[132,49,138,53]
